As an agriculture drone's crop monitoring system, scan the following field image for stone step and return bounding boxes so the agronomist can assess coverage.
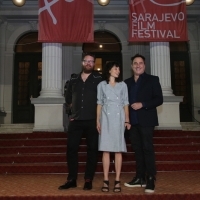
[181,122,200,131]
[0,124,34,133]
[1,122,200,133]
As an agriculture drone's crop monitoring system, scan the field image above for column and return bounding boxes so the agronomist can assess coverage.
[150,42,182,129]
[31,43,65,132]
[40,43,63,98]
[132,42,145,56]
[0,21,7,122]
[150,42,173,96]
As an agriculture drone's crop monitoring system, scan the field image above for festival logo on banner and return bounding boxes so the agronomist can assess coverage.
[38,0,94,43]
[129,0,188,42]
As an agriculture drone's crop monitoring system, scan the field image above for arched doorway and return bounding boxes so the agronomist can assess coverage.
[13,32,42,123]
[170,42,192,122]
[83,31,122,76]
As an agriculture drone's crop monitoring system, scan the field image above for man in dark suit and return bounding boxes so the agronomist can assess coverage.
[124,54,163,193]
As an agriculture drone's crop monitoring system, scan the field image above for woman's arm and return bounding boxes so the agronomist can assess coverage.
[96,104,102,134]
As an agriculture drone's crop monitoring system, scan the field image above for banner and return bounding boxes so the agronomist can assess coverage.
[129,0,188,42]
[38,0,94,43]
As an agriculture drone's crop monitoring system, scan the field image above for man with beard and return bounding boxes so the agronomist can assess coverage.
[58,53,102,190]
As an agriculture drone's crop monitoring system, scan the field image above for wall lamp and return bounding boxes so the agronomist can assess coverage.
[12,0,26,7]
[97,0,110,6]
[186,0,195,6]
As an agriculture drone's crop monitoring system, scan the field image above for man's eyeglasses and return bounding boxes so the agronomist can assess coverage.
[83,60,94,64]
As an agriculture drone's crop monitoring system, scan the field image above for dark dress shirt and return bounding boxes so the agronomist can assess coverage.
[66,71,102,120]
[129,75,142,125]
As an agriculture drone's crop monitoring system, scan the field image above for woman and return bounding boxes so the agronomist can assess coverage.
[96,61,131,192]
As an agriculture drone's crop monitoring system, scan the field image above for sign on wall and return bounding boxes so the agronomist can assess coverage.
[38,0,94,43]
[129,0,188,42]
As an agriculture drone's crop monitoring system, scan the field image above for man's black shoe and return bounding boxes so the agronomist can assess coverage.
[83,179,92,190]
[124,177,146,187]
[58,180,77,190]
[145,176,155,193]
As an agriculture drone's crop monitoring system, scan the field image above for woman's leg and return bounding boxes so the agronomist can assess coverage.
[113,152,122,192]
[102,151,110,181]
[115,152,122,181]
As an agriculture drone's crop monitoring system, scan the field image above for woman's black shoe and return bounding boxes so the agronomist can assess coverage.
[113,180,121,193]
[101,180,109,192]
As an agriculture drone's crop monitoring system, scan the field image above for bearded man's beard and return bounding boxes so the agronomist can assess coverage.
[82,65,94,74]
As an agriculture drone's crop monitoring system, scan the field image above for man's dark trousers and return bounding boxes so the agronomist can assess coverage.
[67,119,99,181]
[129,125,156,178]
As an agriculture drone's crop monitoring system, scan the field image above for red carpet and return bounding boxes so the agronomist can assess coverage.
[0,130,200,174]
[0,130,200,199]
[0,172,200,200]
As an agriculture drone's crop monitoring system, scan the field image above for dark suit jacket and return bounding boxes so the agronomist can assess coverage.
[124,72,163,127]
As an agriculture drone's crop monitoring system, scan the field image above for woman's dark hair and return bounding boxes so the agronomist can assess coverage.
[103,61,122,83]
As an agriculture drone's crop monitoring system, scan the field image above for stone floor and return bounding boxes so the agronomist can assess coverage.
[0,172,200,197]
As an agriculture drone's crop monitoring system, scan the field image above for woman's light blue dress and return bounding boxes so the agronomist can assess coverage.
[97,81,129,152]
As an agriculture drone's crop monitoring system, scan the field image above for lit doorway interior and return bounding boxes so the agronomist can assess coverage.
[83,31,122,77]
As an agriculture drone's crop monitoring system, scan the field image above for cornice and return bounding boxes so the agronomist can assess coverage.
[0,0,200,23]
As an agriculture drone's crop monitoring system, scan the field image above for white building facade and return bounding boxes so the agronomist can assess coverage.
[0,0,200,131]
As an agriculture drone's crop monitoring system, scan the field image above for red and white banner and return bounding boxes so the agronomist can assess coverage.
[129,0,188,42]
[38,0,94,43]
